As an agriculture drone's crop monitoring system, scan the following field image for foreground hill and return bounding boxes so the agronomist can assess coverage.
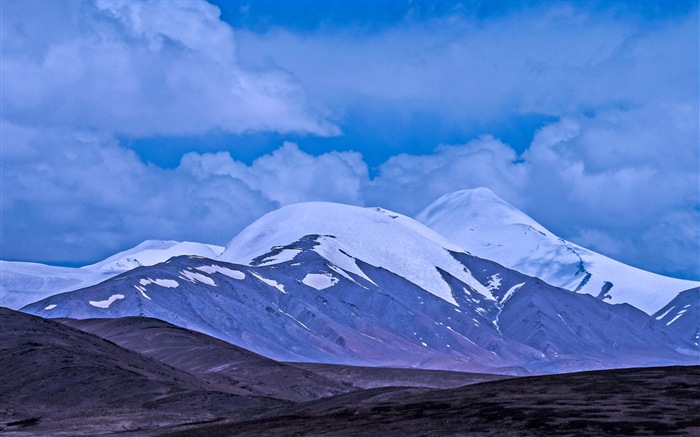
[23,202,697,374]
[416,188,698,314]
[1,240,223,309]
[3,308,697,436]
[162,365,700,437]
[60,316,352,402]
[0,308,501,436]
[0,307,289,435]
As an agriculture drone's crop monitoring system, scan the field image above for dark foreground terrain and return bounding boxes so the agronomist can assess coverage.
[162,365,700,437]
[2,308,698,436]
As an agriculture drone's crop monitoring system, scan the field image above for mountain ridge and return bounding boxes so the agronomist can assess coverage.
[416,187,698,314]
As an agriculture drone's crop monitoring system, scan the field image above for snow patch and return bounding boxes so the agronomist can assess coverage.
[501,282,526,303]
[302,273,339,290]
[655,306,675,320]
[461,268,496,300]
[486,273,502,291]
[256,249,301,266]
[133,285,151,300]
[179,270,216,286]
[196,265,245,280]
[251,272,286,293]
[139,278,179,288]
[89,294,125,308]
[43,304,57,310]
[667,310,687,326]
[278,308,310,330]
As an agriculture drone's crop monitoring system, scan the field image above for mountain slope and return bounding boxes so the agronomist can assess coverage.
[1,240,223,309]
[22,202,697,373]
[653,287,700,347]
[60,316,352,402]
[219,202,493,305]
[416,188,698,314]
[0,307,287,435]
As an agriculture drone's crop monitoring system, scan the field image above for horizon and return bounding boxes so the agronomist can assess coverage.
[1,0,698,280]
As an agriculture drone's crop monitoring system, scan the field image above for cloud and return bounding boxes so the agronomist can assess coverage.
[1,0,697,280]
[0,121,276,264]
[1,0,338,137]
[366,136,526,213]
[180,142,369,205]
[235,4,698,127]
[365,103,699,278]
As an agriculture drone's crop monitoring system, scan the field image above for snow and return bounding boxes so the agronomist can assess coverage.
[85,240,224,272]
[417,187,699,314]
[179,270,216,286]
[501,282,526,303]
[196,265,245,280]
[655,306,675,320]
[43,304,57,310]
[133,285,151,300]
[1,240,224,309]
[0,260,114,310]
[220,202,497,305]
[667,311,686,326]
[251,272,286,293]
[139,278,179,288]
[302,273,339,290]
[88,294,124,308]
[486,273,502,291]
[255,249,301,266]
[278,308,310,330]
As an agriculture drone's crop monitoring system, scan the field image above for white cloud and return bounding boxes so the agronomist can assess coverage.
[366,136,526,213]
[365,103,699,278]
[236,5,698,123]
[0,122,276,264]
[180,142,368,205]
[1,0,337,136]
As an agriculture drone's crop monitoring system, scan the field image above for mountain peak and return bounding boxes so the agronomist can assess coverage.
[416,188,698,314]
[85,240,224,272]
[219,201,491,305]
[416,187,548,235]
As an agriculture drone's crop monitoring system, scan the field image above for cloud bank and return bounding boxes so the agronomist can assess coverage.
[2,0,698,280]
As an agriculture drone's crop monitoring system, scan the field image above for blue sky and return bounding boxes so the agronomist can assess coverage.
[1,0,698,280]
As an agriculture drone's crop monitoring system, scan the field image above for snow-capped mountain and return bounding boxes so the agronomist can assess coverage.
[22,202,697,374]
[1,240,223,309]
[416,188,698,314]
[84,240,224,272]
[220,202,497,305]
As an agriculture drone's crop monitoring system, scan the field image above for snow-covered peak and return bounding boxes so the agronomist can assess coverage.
[417,188,548,236]
[417,188,699,314]
[1,240,225,309]
[220,202,491,305]
[84,240,224,272]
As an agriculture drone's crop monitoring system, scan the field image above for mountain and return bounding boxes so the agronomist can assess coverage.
[161,366,700,437]
[6,308,697,436]
[60,316,352,402]
[22,202,697,374]
[416,187,698,314]
[83,240,224,272]
[219,202,490,305]
[653,287,700,347]
[1,240,223,309]
[0,307,288,435]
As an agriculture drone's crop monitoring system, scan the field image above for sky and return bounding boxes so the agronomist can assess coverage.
[1,0,698,280]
